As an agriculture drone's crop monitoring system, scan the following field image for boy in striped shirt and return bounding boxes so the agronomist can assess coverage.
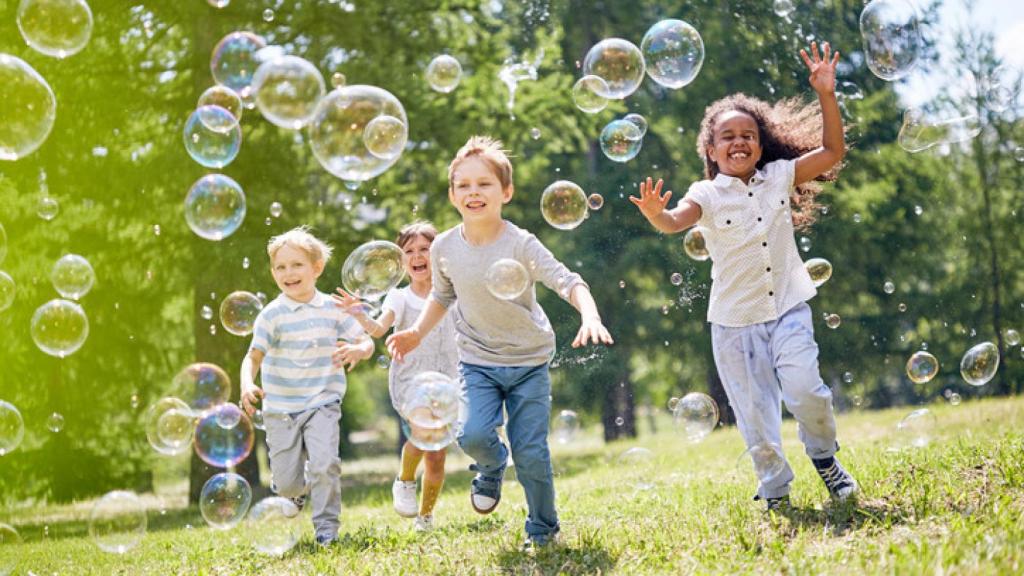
[241,226,373,546]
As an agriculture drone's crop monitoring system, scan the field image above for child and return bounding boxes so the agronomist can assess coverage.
[387,136,613,549]
[630,42,857,511]
[240,226,375,545]
[332,221,459,532]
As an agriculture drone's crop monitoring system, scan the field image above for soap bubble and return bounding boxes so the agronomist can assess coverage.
[804,257,832,287]
[571,75,610,114]
[269,201,283,218]
[200,472,252,530]
[948,392,962,406]
[683,226,709,261]
[183,106,242,168]
[31,299,89,358]
[860,0,922,81]
[583,38,645,99]
[0,223,5,265]
[906,351,938,384]
[1006,329,1021,347]
[623,113,648,137]
[799,236,812,252]
[540,180,588,230]
[145,397,195,455]
[587,193,604,210]
[401,371,465,451]
[37,196,59,220]
[0,401,25,456]
[251,409,265,430]
[0,523,23,574]
[341,240,404,301]
[184,174,247,241]
[46,411,64,433]
[894,408,935,449]
[0,54,57,160]
[51,254,95,300]
[252,55,325,129]
[17,0,93,59]
[330,72,346,88]
[0,271,15,312]
[897,108,981,153]
[363,114,408,160]
[616,447,655,491]
[553,409,580,444]
[672,392,718,442]
[197,85,243,132]
[773,0,795,17]
[248,496,303,556]
[640,19,704,89]
[89,490,146,554]
[883,280,895,294]
[261,8,274,21]
[736,442,787,486]
[825,313,841,329]
[172,362,232,410]
[485,258,530,300]
[194,404,255,468]
[599,119,643,162]
[210,31,266,99]
[219,291,262,336]
[309,85,409,182]
[670,272,683,286]
[425,54,462,93]
[960,342,999,387]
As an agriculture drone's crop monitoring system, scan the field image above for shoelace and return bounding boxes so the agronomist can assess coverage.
[816,462,852,493]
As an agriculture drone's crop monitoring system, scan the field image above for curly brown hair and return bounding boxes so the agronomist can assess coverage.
[696,93,845,229]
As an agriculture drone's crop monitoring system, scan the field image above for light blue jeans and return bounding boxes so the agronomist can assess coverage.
[711,302,839,499]
[457,362,559,539]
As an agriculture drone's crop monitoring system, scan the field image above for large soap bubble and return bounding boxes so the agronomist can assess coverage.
[51,253,95,300]
[252,55,325,129]
[571,75,610,114]
[210,31,266,99]
[172,362,232,410]
[200,472,252,530]
[485,258,530,300]
[683,226,709,261]
[145,397,195,456]
[897,108,981,153]
[960,342,999,387]
[804,257,833,287]
[0,271,15,312]
[248,496,304,556]
[616,447,655,491]
[363,115,407,160]
[88,490,147,554]
[583,38,645,99]
[401,371,465,451]
[341,240,404,301]
[184,174,246,241]
[859,0,921,81]
[17,0,93,59]
[183,106,242,168]
[623,113,648,138]
[640,19,704,89]
[219,291,262,336]
[906,351,938,384]
[425,54,462,93]
[31,299,89,357]
[0,401,25,456]
[672,392,718,442]
[197,85,243,132]
[599,119,643,163]
[894,407,934,449]
[194,404,254,468]
[0,54,56,161]
[553,409,580,444]
[309,85,409,182]
[540,180,588,230]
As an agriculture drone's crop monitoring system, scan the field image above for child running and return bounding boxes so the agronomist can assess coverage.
[387,136,613,550]
[333,221,459,532]
[630,42,857,511]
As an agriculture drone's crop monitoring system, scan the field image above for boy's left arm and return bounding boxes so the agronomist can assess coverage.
[568,284,614,348]
[794,41,845,186]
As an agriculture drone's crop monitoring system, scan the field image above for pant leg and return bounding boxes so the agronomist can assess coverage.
[771,302,838,459]
[712,322,794,499]
[457,363,509,477]
[301,402,343,538]
[504,364,558,538]
[263,411,307,498]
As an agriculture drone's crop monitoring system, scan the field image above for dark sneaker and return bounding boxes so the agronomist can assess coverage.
[470,472,502,514]
[315,533,337,547]
[812,457,858,501]
[521,532,559,553]
[754,493,791,513]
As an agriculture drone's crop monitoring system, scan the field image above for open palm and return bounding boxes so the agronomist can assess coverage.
[800,41,839,94]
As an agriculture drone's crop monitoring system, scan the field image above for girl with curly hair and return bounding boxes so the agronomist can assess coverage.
[631,42,856,512]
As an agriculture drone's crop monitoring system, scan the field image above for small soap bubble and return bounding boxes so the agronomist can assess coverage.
[773,0,795,17]
[853,213,862,223]
[46,411,64,433]
[210,31,266,100]
[948,392,961,406]
[89,491,147,554]
[261,8,274,22]
[894,408,934,449]
[194,404,255,468]
[376,355,390,369]
[906,351,939,384]
[914,205,923,216]
[960,342,999,386]
[400,372,465,451]
[842,371,854,383]
[540,181,588,230]
[220,291,262,336]
[425,55,462,93]
[553,410,580,444]
[851,394,863,407]
[898,302,907,312]
[242,257,250,270]
[530,127,542,140]
[51,254,95,300]
[183,106,242,168]
[330,72,346,88]
[172,362,231,410]
[485,259,530,300]
[197,86,242,133]
[599,119,643,163]
[341,240,404,301]
[571,75,610,114]
[804,258,832,287]
[799,236,812,252]
[1004,329,1020,347]
[145,397,195,455]
[640,19,704,89]
[309,85,408,182]
[825,313,841,329]
[184,174,247,241]
[618,280,626,289]
[683,227,709,261]
[200,305,213,320]
[269,201,283,218]
[252,55,325,129]
[583,38,645,99]
[251,409,265,430]
[883,280,895,294]
[669,272,683,286]
[860,0,922,81]
[623,113,648,138]
[615,416,624,426]
[200,472,252,530]
[587,193,604,211]
[31,299,89,358]
[37,196,59,221]
[363,115,408,160]
[247,496,303,556]
[672,392,718,442]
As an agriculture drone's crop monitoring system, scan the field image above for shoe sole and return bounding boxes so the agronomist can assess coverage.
[394,507,418,518]
[471,495,500,515]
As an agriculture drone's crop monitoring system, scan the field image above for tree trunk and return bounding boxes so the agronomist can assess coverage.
[602,376,636,442]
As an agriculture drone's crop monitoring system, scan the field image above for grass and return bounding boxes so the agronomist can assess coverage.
[3,396,1024,575]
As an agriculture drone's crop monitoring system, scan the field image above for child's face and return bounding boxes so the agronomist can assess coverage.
[448,156,513,224]
[707,111,763,180]
[270,244,324,302]
[400,234,432,283]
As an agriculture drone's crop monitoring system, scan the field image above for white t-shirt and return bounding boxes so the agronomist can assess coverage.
[381,286,459,413]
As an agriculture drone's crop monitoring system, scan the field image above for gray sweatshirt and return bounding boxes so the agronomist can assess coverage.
[430,220,587,367]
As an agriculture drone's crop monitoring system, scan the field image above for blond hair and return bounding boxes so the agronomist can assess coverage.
[396,220,438,248]
[267,226,333,264]
[447,135,513,191]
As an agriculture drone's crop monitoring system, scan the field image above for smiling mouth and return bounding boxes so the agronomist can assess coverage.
[466,201,486,209]
[284,280,301,287]
[729,151,750,160]
[411,264,428,273]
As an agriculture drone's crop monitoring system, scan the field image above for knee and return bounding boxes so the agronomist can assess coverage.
[458,427,493,455]
[423,450,446,470]
[306,454,342,482]
[510,444,550,477]
[272,473,305,498]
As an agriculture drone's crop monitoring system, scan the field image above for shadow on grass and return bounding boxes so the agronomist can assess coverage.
[772,496,911,535]
[494,529,617,576]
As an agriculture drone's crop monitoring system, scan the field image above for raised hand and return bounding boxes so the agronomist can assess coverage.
[332,287,367,316]
[628,177,672,221]
[386,328,422,363]
[800,41,839,95]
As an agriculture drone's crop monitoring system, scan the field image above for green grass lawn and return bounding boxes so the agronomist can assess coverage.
[3,396,1024,575]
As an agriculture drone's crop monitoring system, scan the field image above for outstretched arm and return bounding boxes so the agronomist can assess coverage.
[795,41,845,186]
[629,177,702,234]
[568,284,614,348]
[386,297,448,362]
[332,288,395,338]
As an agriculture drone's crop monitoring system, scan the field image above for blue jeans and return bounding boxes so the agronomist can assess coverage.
[457,362,559,539]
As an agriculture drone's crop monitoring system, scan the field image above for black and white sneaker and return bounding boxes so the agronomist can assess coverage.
[812,457,858,501]
[754,493,791,513]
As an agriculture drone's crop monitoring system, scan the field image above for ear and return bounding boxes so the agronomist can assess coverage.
[448,186,456,205]
[502,184,515,204]
[312,259,326,278]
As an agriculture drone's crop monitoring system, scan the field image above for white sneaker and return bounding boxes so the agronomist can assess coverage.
[413,514,434,532]
[392,477,418,518]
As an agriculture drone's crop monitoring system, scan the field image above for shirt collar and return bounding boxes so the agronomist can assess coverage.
[712,166,768,189]
[281,290,327,311]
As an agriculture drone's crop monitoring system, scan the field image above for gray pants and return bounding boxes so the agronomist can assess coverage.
[711,302,838,499]
[264,401,342,539]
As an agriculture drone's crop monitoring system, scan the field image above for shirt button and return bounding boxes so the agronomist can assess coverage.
[766,267,771,272]
[757,217,762,222]
[769,291,774,296]
[726,219,731,225]
[780,200,785,205]
[762,242,767,247]
[748,192,753,197]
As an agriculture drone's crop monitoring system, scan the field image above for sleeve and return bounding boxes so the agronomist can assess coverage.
[519,231,587,303]
[248,308,274,354]
[381,287,404,329]
[337,309,367,342]
[766,158,796,191]
[429,240,456,309]
[681,181,712,228]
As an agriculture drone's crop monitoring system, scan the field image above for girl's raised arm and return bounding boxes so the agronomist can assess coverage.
[794,41,845,186]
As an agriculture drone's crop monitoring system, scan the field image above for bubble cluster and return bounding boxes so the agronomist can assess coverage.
[600,119,643,163]
[401,372,464,451]
[0,54,57,160]
[485,259,530,301]
[804,258,833,287]
[88,490,147,554]
[683,226,709,261]
[200,472,252,530]
[210,32,266,99]
[906,351,938,384]
[194,404,254,468]
[571,75,610,114]
[248,496,304,556]
[540,180,588,230]
[0,271,15,313]
[859,0,922,81]
[51,254,95,300]
[31,299,89,357]
[960,342,999,387]
[583,38,645,99]
[341,240,404,301]
[145,397,195,455]
[252,55,325,129]
[219,291,263,336]
[184,174,247,241]
[0,401,25,456]
[672,392,718,442]
[425,55,462,93]
[640,19,704,89]
[553,409,580,444]
[17,0,93,59]
[172,362,232,410]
